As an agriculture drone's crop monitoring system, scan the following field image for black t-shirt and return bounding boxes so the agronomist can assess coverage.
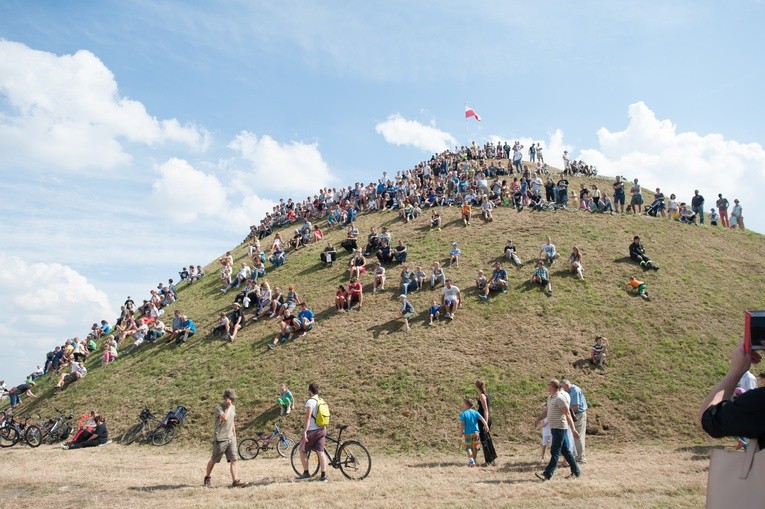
[15,384,31,393]
[702,387,765,448]
[557,179,569,190]
[613,180,624,193]
[691,195,705,207]
[95,422,109,444]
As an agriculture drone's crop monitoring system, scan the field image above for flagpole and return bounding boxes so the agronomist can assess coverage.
[464,102,468,148]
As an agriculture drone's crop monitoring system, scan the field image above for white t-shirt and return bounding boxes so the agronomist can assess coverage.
[738,371,757,391]
[442,285,460,301]
[305,396,320,431]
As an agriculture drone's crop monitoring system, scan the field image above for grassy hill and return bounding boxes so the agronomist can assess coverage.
[20,169,765,452]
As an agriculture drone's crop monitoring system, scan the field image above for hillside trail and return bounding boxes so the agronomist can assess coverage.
[0,440,709,508]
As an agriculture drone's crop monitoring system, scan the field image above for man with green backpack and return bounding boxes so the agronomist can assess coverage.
[295,382,330,482]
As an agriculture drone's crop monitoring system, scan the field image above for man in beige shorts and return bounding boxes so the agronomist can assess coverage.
[205,388,244,488]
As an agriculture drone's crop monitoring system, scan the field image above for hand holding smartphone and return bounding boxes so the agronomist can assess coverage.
[744,310,765,353]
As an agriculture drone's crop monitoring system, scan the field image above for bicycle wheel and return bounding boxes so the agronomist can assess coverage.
[290,442,320,477]
[151,424,177,446]
[120,423,144,445]
[337,440,371,480]
[24,425,43,448]
[276,434,296,458]
[0,426,19,448]
[238,438,260,460]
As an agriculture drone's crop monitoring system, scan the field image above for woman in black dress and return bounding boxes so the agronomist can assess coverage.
[476,379,497,465]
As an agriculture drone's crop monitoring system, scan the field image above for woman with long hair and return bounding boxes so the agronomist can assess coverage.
[475,379,497,465]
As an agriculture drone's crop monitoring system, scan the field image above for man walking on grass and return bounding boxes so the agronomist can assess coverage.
[295,382,328,482]
[561,379,588,464]
[534,379,580,481]
[205,388,244,488]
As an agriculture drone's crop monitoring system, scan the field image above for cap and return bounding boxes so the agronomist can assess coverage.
[399,294,407,299]
[452,242,458,246]
[223,388,237,400]
[560,379,571,386]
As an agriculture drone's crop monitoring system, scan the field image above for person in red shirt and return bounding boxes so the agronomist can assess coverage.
[348,277,363,310]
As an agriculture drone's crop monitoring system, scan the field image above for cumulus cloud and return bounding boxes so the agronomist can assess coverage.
[578,102,765,232]
[0,40,210,172]
[151,157,274,231]
[0,253,116,385]
[376,114,458,153]
[228,133,337,196]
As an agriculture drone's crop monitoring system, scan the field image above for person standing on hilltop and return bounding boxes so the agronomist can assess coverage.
[204,388,244,488]
[629,178,643,214]
[691,190,705,224]
[715,193,730,227]
[612,176,626,214]
[729,199,744,230]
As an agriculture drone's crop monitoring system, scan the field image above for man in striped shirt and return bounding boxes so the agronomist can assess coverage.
[534,379,581,481]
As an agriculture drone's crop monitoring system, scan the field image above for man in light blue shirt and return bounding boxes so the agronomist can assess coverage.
[562,379,587,463]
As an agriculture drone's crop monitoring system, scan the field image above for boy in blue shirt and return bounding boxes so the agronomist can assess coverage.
[428,300,441,326]
[460,399,489,467]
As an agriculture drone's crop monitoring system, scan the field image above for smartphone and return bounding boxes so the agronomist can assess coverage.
[744,310,765,353]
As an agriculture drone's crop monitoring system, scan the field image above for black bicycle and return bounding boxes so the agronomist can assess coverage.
[120,405,187,446]
[290,424,371,480]
[238,419,295,460]
[0,412,41,448]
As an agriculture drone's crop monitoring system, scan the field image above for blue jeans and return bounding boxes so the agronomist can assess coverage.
[543,428,580,479]
[9,393,20,407]
[692,205,704,224]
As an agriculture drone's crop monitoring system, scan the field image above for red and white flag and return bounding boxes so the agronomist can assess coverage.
[465,105,481,121]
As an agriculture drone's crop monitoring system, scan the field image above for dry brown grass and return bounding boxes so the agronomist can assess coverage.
[0,441,709,509]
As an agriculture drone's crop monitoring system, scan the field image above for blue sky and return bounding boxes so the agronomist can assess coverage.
[1,0,764,385]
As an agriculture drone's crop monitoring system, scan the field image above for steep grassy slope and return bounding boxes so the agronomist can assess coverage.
[22,172,765,452]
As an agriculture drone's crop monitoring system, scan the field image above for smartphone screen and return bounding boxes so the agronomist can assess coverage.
[745,310,765,352]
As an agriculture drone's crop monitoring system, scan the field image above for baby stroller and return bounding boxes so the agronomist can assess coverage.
[645,198,664,217]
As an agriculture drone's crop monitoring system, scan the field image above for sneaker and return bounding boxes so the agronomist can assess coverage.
[231,479,246,488]
[295,472,312,482]
[203,476,211,488]
[60,443,69,450]
[252,316,258,322]
[565,473,581,479]
[267,343,275,350]
[468,459,476,467]
[269,313,276,319]
[480,295,488,301]
[535,472,549,481]
[318,475,328,483]
[98,440,112,447]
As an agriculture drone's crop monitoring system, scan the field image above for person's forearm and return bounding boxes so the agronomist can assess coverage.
[699,370,744,423]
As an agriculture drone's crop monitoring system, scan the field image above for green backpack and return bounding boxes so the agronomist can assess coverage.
[313,396,330,427]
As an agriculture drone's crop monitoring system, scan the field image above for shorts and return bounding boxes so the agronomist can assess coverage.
[637,283,647,295]
[631,194,644,205]
[463,432,480,452]
[444,298,456,307]
[614,191,625,205]
[402,311,415,319]
[300,427,327,453]
[210,439,237,463]
[536,277,550,286]
[541,427,552,446]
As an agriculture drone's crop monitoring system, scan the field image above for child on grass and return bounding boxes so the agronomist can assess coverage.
[428,300,441,326]
[627,276,651,301]
[399,294,415,333]
[277,384,293,415]
[449,242,461,267]
[539,416,552,461]
[460,399,489,467]
[415,266,427,290]
[591,336,609,369]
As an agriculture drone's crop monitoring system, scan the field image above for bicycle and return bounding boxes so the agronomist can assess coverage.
[120,405,187,446]
[238,419,295,460]
[0,412,42,448]
[290,424,371,480]
[37,408,75,444]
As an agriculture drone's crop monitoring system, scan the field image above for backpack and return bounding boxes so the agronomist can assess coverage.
[313,396,330,427]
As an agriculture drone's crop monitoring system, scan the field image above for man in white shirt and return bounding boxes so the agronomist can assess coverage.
[441,279,462,319]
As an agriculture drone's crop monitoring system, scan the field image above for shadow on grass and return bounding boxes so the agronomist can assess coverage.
[476,479,538,485]
[367,318,405,338]
[675,444,716,461]
[128,484,196,492]
[406,460,468,468]
[498,460,544,473]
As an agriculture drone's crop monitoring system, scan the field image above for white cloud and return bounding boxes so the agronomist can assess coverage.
[150,157,274,232]
[578,102,765,232]
[0,253,116,385]
[0,40,210,172]
[228,133,337,196]
[376,114,458,154]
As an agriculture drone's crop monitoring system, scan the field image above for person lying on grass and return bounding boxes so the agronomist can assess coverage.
[627,276,651,301]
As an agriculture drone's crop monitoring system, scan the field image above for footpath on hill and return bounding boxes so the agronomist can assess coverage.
[0,441,708,508]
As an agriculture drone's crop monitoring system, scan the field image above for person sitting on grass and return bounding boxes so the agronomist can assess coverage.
[295,302,315,337]
[221,262,250,294]
[414,265,426,290]
[252,281,272,322]
[627,276,651,301]
[475,270,488,298]
[629,236,659,271]
[531,260,553,296]
[269,246,286,268]
[313,224,324,243]
[480,196,494,222]
[596,193,614,214]
[227,303,245,343]
[449,242,461,268]
[428,300,441,326]
[398,294,415,333]
[340,222,359,253]
[539,236,560,266]
[460,398,489,468]
[400,201,415,223]
[147,319,165,343]
[430,261,446,290]
[61,414,109,450]
[591,336,609,370]
[461,201,472,226]
[372,263,386,294]
[264,286,286,319]
[212,312,230,337]
[376,239,393,265]
[321,243,337,268]
[335,285,349,312]
[363,227,380,256]
[481,262,509,301]
[277,384,293,415]
[431,211,442,230]
[55,360,87,389]
[568,246,584,280]
[349,249,366,280]
[400,266,418,296]
[503,239,523,267]
[176,315,196,344]
[348,277,363,310]
[103,336,118,365]
[393,240,408,263]
[268,311,299,350]
[441,279,462,319]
